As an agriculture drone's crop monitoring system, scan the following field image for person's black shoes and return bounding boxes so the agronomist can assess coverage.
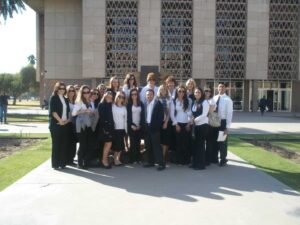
[219,159,228,167]
[157,165,166,171]
[143,164,155,168]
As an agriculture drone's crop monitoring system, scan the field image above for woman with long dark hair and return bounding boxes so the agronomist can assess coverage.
[123,73,138,98]
[191,87,209,170]
[72,85,97,169]
[98,91,114,168]
[49,81,71,169]
[65,85,77,165]
[170,85,192,165]
[127,88,145,163]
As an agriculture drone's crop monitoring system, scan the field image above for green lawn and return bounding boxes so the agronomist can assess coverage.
[230,135,300,192]
[7,114,48,123]
[8,100,40,108]
[272,142,300,154]
[0,134,51,191]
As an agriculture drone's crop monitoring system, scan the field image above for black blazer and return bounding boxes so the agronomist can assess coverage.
[98,102,114,133]
[49,95,70,129]
[145,100,164,132]
[127,102,145,133]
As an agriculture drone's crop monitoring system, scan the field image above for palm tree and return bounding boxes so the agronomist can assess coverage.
[0,0,26,21]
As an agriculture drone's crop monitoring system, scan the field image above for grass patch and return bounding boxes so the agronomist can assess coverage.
[8,100,40,107]
[7,114,48,123]
[230,135,300,192]
[272,142,300,154]
[0,134,51,191]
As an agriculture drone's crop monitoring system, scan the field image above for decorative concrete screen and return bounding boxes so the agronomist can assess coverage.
[106,0,138,78]
[160,0,193,81]
[268,0,299,80]
[215,0,247,79]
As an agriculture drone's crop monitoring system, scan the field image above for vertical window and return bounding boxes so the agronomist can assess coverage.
[268,0,299,80]
[106,0,138,78]
[161,0,193,81]
[215,0,247,79]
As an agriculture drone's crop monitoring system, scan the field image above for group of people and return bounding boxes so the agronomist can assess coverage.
[49,72,233,171]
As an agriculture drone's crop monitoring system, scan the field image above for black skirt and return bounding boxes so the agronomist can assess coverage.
[99,126,113,143]
[112,129,126,151]
[161,120,172,146]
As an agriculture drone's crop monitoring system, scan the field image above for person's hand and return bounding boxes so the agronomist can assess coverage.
[136,126,141,130]
[85,108,92,114]
[162,122,168,129]
[175,124,181,133]
[131,125,136,131]
[58,120,65,126]
[185,124,191,132]
[224,128,228,135]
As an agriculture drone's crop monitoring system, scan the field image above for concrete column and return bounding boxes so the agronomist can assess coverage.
[138,0,161,70]
[37,13,45,104]
[192,0,216,79]
[82,0,106,78]
[246,0,269,80]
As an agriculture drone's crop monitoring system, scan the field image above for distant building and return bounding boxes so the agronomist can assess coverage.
[27,0,300,112]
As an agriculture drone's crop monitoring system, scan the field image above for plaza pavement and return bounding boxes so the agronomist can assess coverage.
[0,111,299,225]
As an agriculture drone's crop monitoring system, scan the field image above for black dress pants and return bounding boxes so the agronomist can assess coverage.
[210,126,220,163]
[175,123,191,165]
[218,120,228,161]
[77,127,93,166]
[145,126,164,166]
[193,124,208,169]
[66,123,77,164]
[50,124,69,168]
[129,129,142,163]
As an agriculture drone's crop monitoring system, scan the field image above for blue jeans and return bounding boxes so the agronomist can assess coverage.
[0,105,7,123]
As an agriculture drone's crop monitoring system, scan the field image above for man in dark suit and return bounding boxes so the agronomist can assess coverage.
[144,89,165,171]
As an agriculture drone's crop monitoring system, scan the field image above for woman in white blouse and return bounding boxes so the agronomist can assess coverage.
[112,91,127,166]
[170,85,192,165]
[191,87,209,170]
[72,85,97,169]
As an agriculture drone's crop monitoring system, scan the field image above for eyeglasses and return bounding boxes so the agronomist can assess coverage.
[118,95,125,99]
[83,91,90,94]
[68,90,75,93]
[59,87,66,90]
[204,90,211,93]
[92,93,99,96]
[178,90,185,93]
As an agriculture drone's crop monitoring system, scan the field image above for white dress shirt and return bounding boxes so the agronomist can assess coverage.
[132,105,141,127]
[192,100,209,126]
[72,102,90,116]
[146,99,155,124]
[58,95,67,121]
[122,84,134,98]
[170,98,192,125]
[112,104,127,133]
[213,94,233,128]
[140,84,158,104]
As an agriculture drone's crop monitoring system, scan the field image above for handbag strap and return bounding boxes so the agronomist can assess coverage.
[215,96,220,113]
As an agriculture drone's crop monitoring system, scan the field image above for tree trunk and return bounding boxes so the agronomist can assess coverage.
[13,95,17,105]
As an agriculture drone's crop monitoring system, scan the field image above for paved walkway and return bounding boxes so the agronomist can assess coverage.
[0,152,299,225]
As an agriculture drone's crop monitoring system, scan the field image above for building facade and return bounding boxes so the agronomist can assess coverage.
[27,0,300,112]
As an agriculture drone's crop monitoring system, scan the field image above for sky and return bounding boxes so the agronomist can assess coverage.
[0,4,36,74]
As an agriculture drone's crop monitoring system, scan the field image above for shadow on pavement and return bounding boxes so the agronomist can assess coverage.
[60,163,299,202]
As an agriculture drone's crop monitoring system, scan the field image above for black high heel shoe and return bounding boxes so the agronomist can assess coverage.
[101,161,112,169]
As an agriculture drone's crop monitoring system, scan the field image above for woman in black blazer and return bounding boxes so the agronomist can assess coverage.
[98,91,114,168]
[127,88,145,163]
[49,81,71,169]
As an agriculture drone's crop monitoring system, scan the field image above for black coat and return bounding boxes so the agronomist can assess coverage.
[127,102,146,134]
[49,95,70,129]
[98,102,114,134]
[145,100,164,132]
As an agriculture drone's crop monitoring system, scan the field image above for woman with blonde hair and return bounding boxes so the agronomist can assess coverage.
[98,91,115,168]
[112,91,128,166]
[157,85,172,161]
[72,85,97,169]
[186,78,196,101]
[107,76,120,100]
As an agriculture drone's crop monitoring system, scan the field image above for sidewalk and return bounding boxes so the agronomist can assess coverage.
[0,152,299,225]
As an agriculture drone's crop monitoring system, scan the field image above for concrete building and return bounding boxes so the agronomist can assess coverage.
[26,0,300,112]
